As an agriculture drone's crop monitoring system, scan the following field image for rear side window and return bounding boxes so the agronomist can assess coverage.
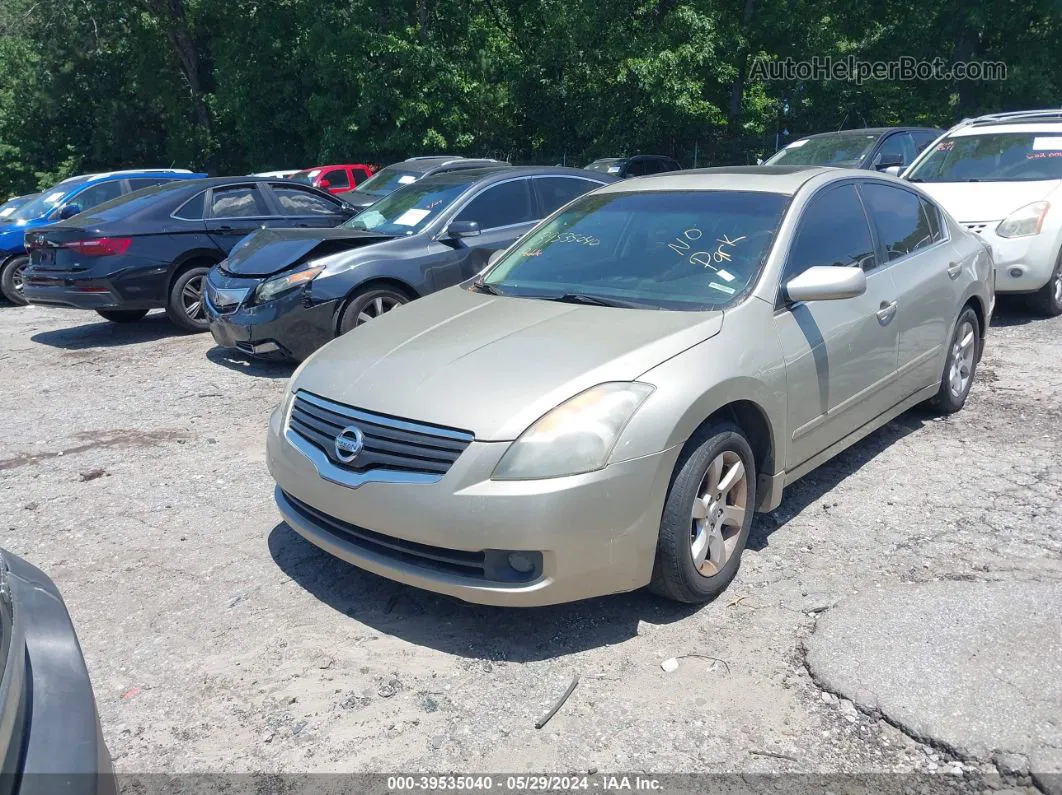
[174,190,207,220]
[209,186,269,218]
[627,159,656,177]
[322,169,350,189]
[72,181,125,211]
[128,178,167,191]
[534,177,601,216]
[921,198,945,243]
[861,183,934,260]
[272,186,341,216]
[454,179,535,229]
[786,184,877,278]
[352,167,371,186]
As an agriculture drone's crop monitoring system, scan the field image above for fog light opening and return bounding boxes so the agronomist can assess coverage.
[508,552,536,574]
[1009,267,1024,278]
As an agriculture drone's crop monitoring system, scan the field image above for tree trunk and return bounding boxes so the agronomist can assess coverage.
[728,0,757,129]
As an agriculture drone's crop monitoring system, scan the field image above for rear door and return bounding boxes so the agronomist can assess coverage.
[532,175,606,218]
[861,182,960,396]
[203,184,276,252]
[319,168,351,195]
[265,184,351,229]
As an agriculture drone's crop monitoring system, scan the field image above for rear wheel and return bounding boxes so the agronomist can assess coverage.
[929,306,980,414]
[338,286,408,335]
[649,421,756,603]
[165,266,211,332]
[0,255,30,305]
[1026,253,1062,317]
[96,309,149,323]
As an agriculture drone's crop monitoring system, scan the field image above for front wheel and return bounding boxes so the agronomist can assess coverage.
[96,309,149,323]
[0,255,30,305]
[1026,254,1062,317]
[165,266,211,332]
[649,421,756,603]
[929,306,980,414]
[338,286,408,335]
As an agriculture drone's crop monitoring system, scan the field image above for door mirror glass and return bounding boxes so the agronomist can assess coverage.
[318,179,331,189]
[58,203,82,220]
[446,220,481,238]
[873,152,904,171]
[784,265,867,303]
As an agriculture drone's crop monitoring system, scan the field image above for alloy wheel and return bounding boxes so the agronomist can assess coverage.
[182,274,205,320]
[354,295,402,327]
[948,319,977,398]
[690,450,749,577]
[11,261,26,295]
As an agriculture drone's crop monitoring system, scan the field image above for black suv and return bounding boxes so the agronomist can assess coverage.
[22,177,355,331]
[583,155,682,179]
[337,156,506,210]
[206,166,612,361]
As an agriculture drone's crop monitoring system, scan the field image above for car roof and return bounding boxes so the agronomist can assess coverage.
[797,127,941,140]
[300,164,373,170]
[596,165,834,195]
[415,165,615,185]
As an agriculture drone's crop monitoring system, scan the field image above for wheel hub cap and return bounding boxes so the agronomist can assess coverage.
[690,450,748,577]
[948,320,976,398]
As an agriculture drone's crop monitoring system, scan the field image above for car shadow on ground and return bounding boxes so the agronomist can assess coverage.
[29,311,187,349]
[989,296,1049,328]
[206,346,296,379]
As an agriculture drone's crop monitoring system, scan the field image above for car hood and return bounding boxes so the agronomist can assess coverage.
[222,227,398,277]
[294,286,725,441]
[913,179,1061,222]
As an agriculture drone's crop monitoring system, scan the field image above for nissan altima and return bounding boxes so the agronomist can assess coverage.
[267,166,994,606]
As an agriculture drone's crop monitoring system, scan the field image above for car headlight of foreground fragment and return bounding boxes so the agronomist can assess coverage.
[253,263,324,304]
[491,381,655,481]
[996,201,1050,239]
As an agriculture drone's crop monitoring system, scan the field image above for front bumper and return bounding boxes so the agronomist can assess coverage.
[267,402,679,606]
[0,550,114,793]
[963,222,1060,294]
[205,275,338,362]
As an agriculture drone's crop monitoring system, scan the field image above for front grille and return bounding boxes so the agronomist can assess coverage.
[289,391,473,476]
[963,222,988,235]
[282,491,489,579]
[206,283,250,313]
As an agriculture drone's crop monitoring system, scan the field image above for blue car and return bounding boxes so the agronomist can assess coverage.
[0,169,206,304]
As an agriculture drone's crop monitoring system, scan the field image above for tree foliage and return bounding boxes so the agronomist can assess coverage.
[0,0,1060,195]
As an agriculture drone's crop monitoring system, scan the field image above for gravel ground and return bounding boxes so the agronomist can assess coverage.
[1,300,1059,790]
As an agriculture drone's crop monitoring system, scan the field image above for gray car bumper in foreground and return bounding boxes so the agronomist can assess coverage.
[0,549,115,795]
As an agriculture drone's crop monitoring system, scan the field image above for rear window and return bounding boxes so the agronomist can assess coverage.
[907,132,1062,182]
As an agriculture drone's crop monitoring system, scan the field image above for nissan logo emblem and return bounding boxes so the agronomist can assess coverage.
[334,425,365,463]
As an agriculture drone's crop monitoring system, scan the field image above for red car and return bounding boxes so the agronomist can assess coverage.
[291,164,376,195]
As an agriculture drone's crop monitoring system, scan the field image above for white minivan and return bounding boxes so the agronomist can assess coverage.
[903,109,1062,316]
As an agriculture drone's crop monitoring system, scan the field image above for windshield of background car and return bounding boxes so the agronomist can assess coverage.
[482,190,790,310]
[354,166,423,196]
[906,132,1062,182]
[344,174,475,235]
[11,177,91,220]
[766,134,878,167]
[584,159,625,175]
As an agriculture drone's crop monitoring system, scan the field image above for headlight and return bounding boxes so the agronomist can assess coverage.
[492,382,654,480]
[253,264,324,304]
[996,201,1049,238]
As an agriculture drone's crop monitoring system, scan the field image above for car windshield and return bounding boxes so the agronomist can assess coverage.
[0,197,27,219]
[766,134,878,167]
[11,178,89,220]
[481,190,789,310]
[906,132,1062,182]
[584,159,625,174]
[343,174,474,236]
[354,166,423,197]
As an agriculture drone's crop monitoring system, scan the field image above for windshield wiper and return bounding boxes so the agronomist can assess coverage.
[468,279,506,295]
[545,293,655,309]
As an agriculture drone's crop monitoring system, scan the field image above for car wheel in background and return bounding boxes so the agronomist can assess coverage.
[930,305,981,414]
[165,266,211,332]
[0,255,30,305]
[96,309,149,323]
[1027,253,1062,317]
[338,286,408,335]
[649,421,757,603]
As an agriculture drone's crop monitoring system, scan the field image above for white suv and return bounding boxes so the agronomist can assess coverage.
[903,109,1062,316]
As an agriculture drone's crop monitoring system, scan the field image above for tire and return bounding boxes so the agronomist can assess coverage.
[1026,253,1062,317]
[165,266,211,332]
[338,285,409,335]
[649,421,757,603]
[929,305,981,414]
[0,255,30,305]
[96,309,149,323]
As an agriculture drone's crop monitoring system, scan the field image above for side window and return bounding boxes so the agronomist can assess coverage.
[534,177,601,216]
[351,167,371,186]
[911,132,938,153]
[272,186,342,216]
[920,198,945,243]
[876,133,915,166]
[128,178,167,192]
[626,159,652,177]
[322,169,350,189]
[785,184,877,282]
[209,186,269,218]
[70,181,124,211]
[174,190,207,220]
[861,183,934,260]
[454,179,535,229]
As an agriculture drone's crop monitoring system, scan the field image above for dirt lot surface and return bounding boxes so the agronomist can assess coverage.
[1,301,1059,790]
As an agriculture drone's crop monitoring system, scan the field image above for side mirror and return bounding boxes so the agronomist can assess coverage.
[883,165,903,177]
[58,203,82,220]
[784,265,867,303]
[488,249,505,267]
[446,220,481,239]
[873,153,904,171]
[318,179,331,189]
[756,158,765,166]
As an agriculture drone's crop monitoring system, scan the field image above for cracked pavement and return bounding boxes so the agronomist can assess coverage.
[0,299,1059,791]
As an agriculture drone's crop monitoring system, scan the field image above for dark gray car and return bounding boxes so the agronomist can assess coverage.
[336,156,506,210]
[205,166,613,360]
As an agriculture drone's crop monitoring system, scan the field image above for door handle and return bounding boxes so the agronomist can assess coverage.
[876,300,898,323]
[947,261,963,279]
